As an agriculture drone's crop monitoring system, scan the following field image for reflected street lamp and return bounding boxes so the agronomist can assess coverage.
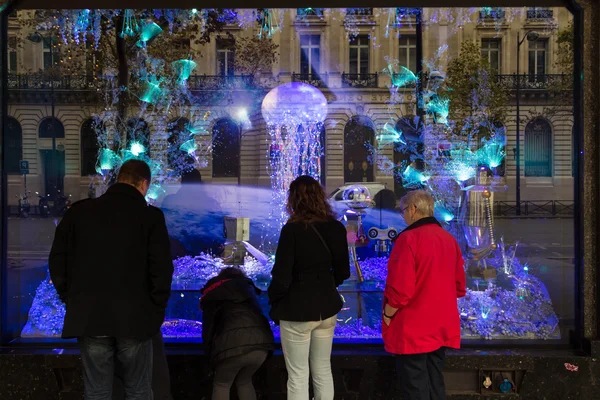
[515,30,539,216]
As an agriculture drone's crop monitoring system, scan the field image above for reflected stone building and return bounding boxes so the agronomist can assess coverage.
[6,7,573,206]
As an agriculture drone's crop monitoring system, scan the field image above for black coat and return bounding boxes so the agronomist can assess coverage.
[267,219,351,323]
[200,276,274,367]
[49,183,174,340]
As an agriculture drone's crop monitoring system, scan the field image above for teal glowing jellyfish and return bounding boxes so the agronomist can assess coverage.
[434,201,454,223]
[447,149,477,183]
[129,141,146,157]
[377,122,406,148]
[477,136,506,169]
[402,165,430,189]
[390,66,417,88]
[95,148,122,175]
[172,59,197,84]
[136,21,163,47]
[140,79,163,104]
[187,123,208,135]
[179,139,197,155]
[426,96,450,124]
[146,183,166,201]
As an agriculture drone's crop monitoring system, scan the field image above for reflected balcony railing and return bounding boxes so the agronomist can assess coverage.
[296,8,325,18]
[495,74,572,90]
[345,8,374,16]
[8,73,255,91]
[526,8,554,19]
[292,72,328,88]
[342,73,378,88]
[479,8,506,20]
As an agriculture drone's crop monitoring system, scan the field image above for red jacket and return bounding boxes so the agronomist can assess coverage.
[383,217,466,355]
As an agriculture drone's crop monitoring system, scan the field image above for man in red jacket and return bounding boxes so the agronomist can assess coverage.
[383,190,466,400]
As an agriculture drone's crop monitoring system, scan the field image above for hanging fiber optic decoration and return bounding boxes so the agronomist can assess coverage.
[136,20,163,47]
[434,201,455,223]
[477,135,506,169]
[179,139,198,155]
[139,78,164,104]
[258,9,280,39]
[448,149,477,183]
[120,9,140,38]
[172,59,198,84]
[377,122,406,148]
[402,165,430,189]
[96,148,122,175]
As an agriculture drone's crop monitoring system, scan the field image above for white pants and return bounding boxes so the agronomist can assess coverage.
[279,316,337,400]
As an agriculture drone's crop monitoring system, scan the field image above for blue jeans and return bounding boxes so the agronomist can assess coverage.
[78,336,153,400]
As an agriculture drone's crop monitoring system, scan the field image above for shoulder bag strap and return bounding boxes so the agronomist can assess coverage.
[311,224,332,258]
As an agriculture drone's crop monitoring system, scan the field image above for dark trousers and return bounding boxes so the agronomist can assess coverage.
[396,347,446,400]
[78,336,153,400]
[113,333,173,400]
[212,350,268,400]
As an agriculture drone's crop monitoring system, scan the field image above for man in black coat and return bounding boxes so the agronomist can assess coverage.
[49,159,174,399]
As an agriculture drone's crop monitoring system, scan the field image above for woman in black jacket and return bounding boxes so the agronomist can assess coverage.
[268,175,351,400]
[200,268,274,400]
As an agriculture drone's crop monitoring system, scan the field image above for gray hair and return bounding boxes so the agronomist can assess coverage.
[399,190,435,217]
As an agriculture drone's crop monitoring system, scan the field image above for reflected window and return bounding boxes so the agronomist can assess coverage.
[6,117,22,174]
[216,39,235,76]
[399,36,417,73]
[8,37,17,73]
[344,116,375,183]
[481,38,501,73]
[529,39,547,77]
[349,35,370,75]
[81,119,100,176]
[212,118,240,178]
[300,35,320,75]
[39,118,65,139]
[126,119,151,156]
[525,118,552,177]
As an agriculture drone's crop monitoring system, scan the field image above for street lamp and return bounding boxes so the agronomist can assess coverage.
[515,30,539,215]
[27,32,58,201]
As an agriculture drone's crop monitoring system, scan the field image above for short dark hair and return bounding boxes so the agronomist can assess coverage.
[181,169,202,184]
[117,160,151,186]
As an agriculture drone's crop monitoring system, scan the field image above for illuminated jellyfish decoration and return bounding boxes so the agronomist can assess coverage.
[477,135,506,169]
[95,148,122,175]
[139,78,164,104]
[146,183,166,202]
[382,63,418,89]
[434,200,455,223]
[426,96,450,124]
[402,165,430,189]
[179,139,198,155]
[136,21,163,47]
[129,141,146,157]
[377,122,406,148]
[172,59,197,84]
[120,9,139,38]
[447,149,477,183]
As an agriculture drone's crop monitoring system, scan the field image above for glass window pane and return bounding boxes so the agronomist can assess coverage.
[3,7,576,350]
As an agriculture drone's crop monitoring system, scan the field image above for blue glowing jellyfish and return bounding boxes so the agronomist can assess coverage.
[136,21,163,47]
[139,78,163,104]
[477,135,506,169]
[390,65,418,88]
[377,122,407,148]
[402,165,430,189]
[95,148,122,175]
[172,59,197,83]
[179,139,197,155]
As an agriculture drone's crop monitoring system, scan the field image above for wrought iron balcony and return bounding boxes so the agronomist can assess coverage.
[345,8,373,16]
[187,75,254,90]
[495,74,572,90]
[296,8,324,18]
[8,73,110,90]
[292,73,328,88]
[7,73,255,92]
[479,8,506,20]
[526,8,554,19]
[342,73,378,88]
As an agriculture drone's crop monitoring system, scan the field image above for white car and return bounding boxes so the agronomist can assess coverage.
[328,182,396,209]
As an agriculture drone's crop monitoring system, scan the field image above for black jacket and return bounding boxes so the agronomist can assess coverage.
[268,219,351,323]
[49,183,174,340]
[200,276,274,367]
